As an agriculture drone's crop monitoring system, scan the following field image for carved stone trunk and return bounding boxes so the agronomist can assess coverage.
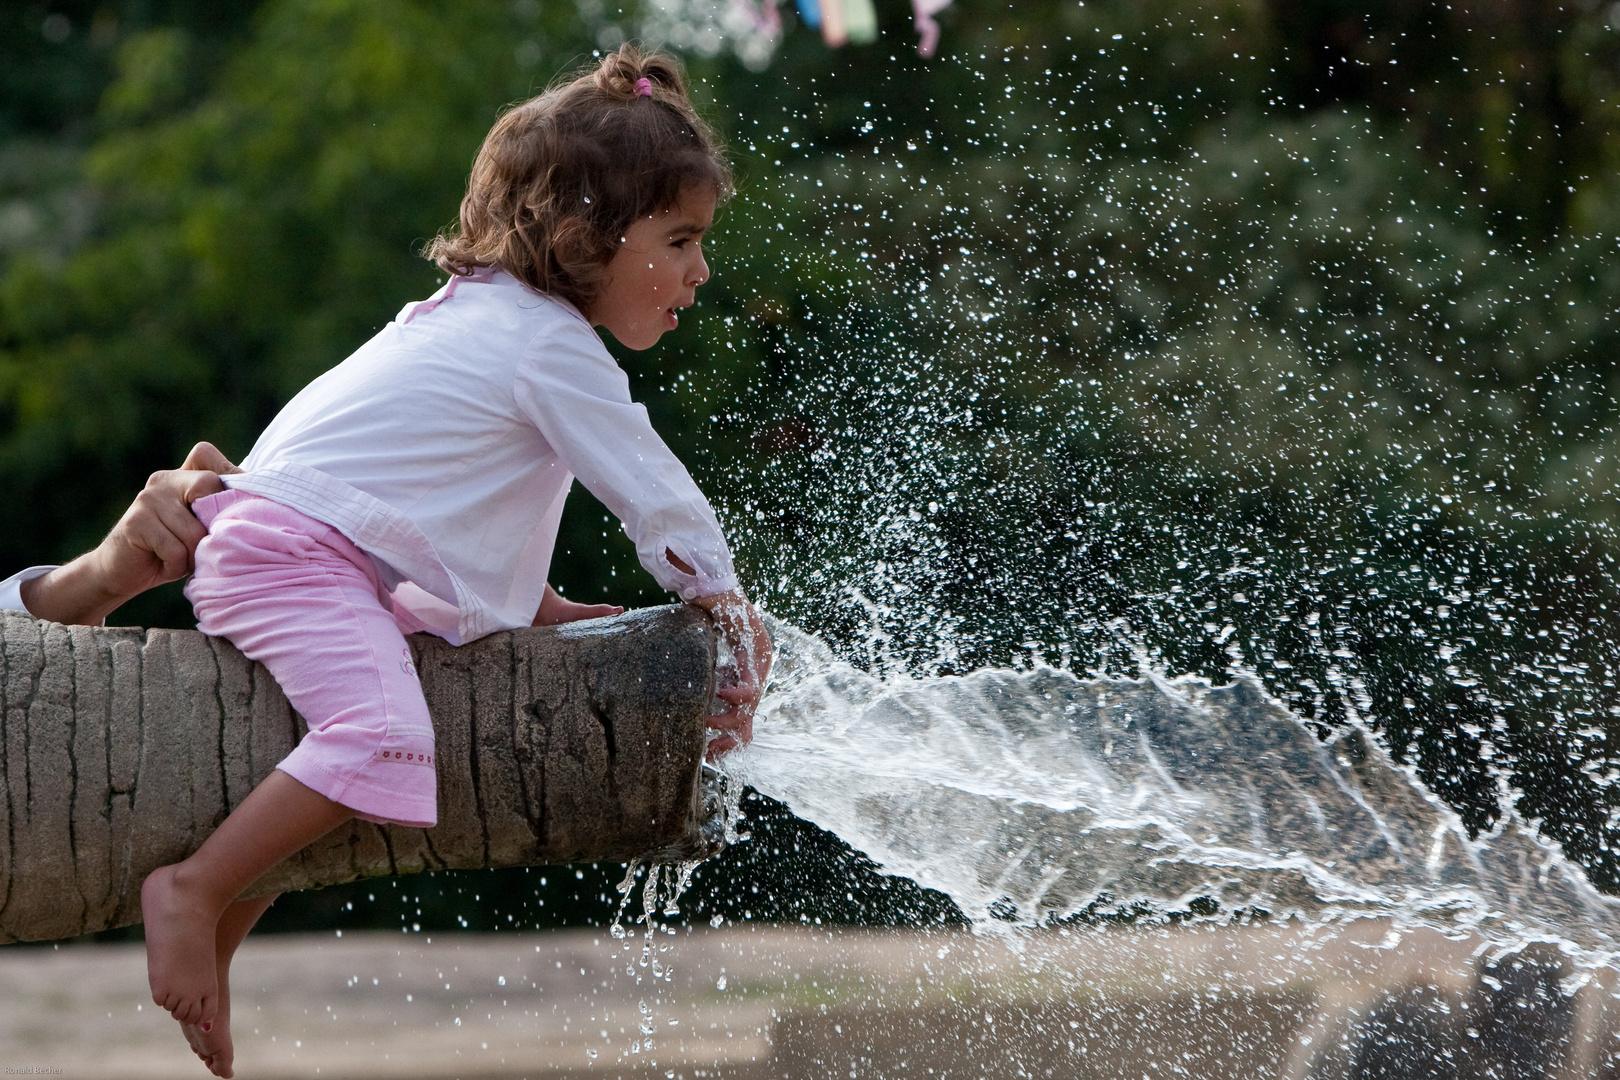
[0,605,717,944]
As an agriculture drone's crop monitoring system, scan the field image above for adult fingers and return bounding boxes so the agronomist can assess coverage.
[119,487,206,582]
[147,459,227,506]
[180,468,228,503]
[142,481,210,549]
[137,470,219,534]
[145,521,195,581]
[180,441,240,475]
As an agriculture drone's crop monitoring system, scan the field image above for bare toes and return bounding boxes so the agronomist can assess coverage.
[142,864,221,1030]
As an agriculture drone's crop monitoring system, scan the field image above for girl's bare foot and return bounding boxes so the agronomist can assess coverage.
[181,959,234,1077]
[141,864,221,1027]
[144,774,347,1065]
[177,893,276,1079]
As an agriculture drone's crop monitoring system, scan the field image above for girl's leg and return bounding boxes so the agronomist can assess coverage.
[142,772,349,1027]
[156,495,439,1047]
[182,893,277,1079]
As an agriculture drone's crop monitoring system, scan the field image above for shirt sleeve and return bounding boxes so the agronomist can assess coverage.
[0,566,56,614]
[513,316,739,601]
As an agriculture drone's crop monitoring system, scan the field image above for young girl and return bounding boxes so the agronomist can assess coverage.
[140,46,772,1078]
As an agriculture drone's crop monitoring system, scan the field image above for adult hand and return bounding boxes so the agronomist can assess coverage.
[19,442,238,625]
[101,441,238,596]
[687,589,773,758]
[532,583,623,626]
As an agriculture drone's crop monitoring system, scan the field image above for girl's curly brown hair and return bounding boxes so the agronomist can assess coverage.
[425,45,731,315]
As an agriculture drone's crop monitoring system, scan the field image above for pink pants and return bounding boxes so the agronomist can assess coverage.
[186,491,438,828]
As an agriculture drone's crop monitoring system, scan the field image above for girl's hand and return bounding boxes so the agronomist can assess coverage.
[686,589,773,758]
[532,583,623,626]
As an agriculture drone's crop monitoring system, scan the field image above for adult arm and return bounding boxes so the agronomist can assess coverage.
[0,568,53,615]
[13,442,237,625]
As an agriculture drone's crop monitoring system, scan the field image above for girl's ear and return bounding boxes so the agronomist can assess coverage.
[551,214,613,267]
[546,214,615,314]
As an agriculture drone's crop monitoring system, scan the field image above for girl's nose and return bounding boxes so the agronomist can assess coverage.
[690,250,710,287]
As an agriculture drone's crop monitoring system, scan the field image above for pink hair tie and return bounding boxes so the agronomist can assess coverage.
[633,77,653,97]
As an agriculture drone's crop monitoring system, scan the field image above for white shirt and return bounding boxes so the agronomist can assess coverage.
[225,268,737,645]
[0,566,52,614]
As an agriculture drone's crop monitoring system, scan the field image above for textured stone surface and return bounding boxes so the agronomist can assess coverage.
[0,605,717,943]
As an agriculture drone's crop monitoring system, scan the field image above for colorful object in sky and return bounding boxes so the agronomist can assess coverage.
[795,0,948,52]
[738,0,782,35]
[819,0,846,45]
[911,0,953,57]
[843,0,877,44]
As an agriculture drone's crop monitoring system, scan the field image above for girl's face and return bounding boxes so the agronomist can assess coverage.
[590,185,715,351]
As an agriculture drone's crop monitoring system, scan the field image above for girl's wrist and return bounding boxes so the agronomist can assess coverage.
[686,587,747,614]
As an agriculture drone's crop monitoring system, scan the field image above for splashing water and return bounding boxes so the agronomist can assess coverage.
[568,15,1620,1072]
[611,860,699,967]
[726,620,1620,968]
[567,22,1620,1065]
[686,14,1620,920]
[605,858,708,1062]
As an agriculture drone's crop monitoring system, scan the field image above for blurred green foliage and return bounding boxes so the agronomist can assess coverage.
[10,0,1620,927]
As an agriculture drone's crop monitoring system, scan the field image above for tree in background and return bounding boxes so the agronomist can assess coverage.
[1,0,604,624]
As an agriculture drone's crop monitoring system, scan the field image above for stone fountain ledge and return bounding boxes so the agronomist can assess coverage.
[0,605,719,944]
